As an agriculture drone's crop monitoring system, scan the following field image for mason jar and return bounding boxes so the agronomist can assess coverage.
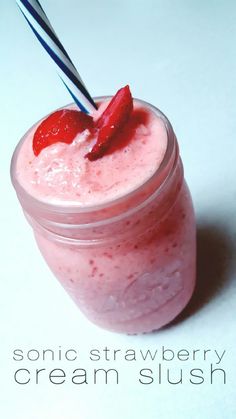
[11,99,196,334]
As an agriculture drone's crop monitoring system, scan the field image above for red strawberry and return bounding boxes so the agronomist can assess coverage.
[33,109,93,156]
[85,85,133,161]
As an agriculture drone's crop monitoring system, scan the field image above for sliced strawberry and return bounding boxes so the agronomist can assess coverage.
[85,85,133,161]
[33,109,93,156]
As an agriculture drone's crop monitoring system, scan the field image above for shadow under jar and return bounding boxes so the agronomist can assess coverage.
[11,100,196,334]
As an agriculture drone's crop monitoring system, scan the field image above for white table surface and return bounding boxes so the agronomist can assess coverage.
[1,1,236,418]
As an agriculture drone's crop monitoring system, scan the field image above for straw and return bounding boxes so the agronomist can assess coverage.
[16,0,97,114]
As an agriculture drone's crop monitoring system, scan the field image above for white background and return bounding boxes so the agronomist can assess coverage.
[1,1,236,418]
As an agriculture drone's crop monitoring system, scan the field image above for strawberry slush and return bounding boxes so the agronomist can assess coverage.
[16,101,167,205]
[11,89,196,333]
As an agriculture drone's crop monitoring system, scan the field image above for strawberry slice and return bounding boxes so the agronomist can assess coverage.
[86,85,133,161]
[33,109,93,156]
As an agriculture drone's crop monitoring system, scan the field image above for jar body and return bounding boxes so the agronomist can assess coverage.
[32,161,196,334]
[11,99,196,334]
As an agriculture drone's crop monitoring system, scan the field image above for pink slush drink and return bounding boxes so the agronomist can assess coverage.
[11,90,196,334]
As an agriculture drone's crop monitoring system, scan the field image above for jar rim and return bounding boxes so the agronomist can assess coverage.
[10,97,177,219]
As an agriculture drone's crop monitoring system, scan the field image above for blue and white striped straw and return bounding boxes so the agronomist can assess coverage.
[16,0,97,114]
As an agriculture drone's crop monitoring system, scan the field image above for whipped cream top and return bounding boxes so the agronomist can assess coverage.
[15,100,168,206]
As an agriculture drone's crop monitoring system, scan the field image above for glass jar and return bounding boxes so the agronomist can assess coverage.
[11,99,196,334]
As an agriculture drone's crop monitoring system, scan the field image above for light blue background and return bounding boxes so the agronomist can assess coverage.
[1,1,236,418]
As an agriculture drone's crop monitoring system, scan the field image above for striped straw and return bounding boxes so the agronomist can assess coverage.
[16,0,97,114]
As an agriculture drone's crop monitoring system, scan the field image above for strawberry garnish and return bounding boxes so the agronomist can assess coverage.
[85,85,133,161]
[33,109,93,156]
